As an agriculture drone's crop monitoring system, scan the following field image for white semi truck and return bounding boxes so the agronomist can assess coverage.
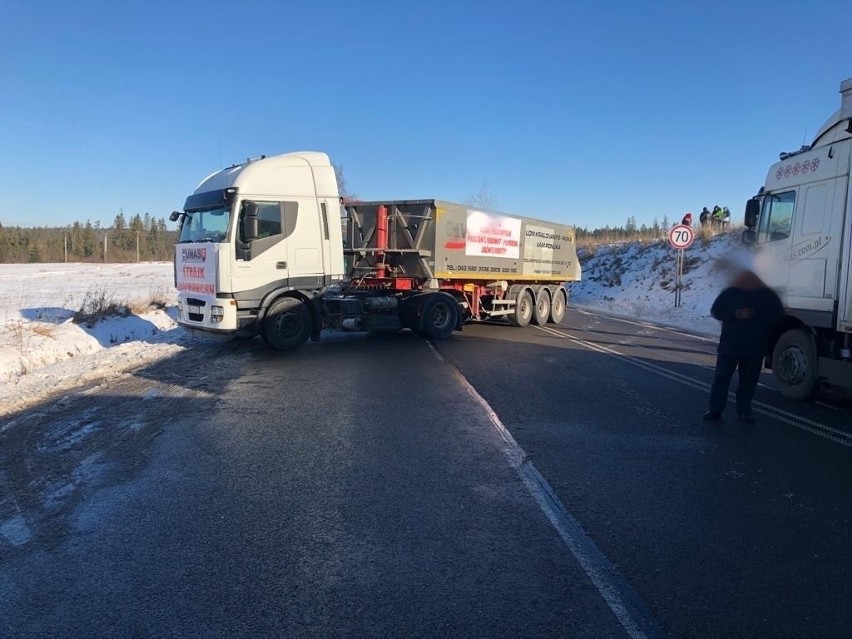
[171,152,581,350]
[742,77,852,400]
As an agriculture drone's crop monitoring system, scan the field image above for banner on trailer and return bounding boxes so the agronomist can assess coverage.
[465,211,521,259]
[522,224,569,276]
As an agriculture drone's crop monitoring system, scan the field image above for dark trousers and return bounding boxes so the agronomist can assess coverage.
[708,352,764,416]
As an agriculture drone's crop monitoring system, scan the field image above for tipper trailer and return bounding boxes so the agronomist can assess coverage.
[742,77,852,399]
[172,152,581,350]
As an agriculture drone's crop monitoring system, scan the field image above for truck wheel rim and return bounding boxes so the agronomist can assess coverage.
[778,346,807,386]
[431,303,449,328]
[277,313,304,338]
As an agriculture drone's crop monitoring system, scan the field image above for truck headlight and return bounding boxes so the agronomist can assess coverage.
[211,305,224,322]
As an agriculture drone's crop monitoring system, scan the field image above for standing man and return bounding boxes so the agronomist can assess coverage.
[712,205,725,227]
[703,264,783,423]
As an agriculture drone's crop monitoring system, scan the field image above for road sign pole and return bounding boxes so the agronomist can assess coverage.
[675,250,680,308]
[668,224,694,308]
[675,249,683,307]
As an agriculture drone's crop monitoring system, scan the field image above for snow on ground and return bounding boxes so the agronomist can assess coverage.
[0,263,214,417]
[570,229,741,336]
[0,230,744,417]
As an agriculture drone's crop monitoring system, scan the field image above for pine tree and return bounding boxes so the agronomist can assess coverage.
[82,221,98,258]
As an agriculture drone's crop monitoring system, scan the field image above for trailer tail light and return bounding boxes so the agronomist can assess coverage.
[211,305,224,322]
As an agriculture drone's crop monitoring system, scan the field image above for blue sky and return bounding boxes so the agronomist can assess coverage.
[1,0,850,231]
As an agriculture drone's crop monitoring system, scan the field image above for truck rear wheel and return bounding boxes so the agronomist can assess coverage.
[509,290,533,327]
[549,289,567,324]
[772,329,818,401]
[420,293,459,339]
[532,289,551,326]
[262,297,312,351]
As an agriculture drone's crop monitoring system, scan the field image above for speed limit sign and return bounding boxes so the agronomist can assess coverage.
[668,224,695,250]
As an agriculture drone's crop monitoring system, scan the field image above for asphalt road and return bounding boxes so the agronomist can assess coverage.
[434,309,852,638]
[2,309,851,638]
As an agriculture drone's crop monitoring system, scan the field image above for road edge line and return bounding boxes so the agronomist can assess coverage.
[429,342,667,639]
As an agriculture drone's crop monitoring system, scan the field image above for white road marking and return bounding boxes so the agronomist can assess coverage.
[570,309,845,406]
[573,307,718,343]
[429,342,666,639]
[535,325,852,447]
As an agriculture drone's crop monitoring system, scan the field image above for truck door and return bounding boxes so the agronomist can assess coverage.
[786,178,844,314]
[233,200,291,294]
[285,198,326,287]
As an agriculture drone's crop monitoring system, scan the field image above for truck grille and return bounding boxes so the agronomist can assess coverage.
[186,298,206,322]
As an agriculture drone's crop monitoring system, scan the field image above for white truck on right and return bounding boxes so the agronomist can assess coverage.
[743,76,852,400]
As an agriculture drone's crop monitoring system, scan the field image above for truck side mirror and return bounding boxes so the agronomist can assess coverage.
[742,228,757,244]
[744,198,760,229]
[169,210,182,222]
[242,201,259,241]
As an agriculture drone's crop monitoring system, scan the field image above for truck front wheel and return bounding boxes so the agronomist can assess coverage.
[420,293,459,339]
[262,297,312,351]
[772,329,818,401]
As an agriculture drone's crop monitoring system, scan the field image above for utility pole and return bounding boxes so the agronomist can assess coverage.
[64,232,67,263]
[104,232,108,263]
[136,231,140,262]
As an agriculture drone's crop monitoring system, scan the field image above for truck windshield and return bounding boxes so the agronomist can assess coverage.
[178,206,230,243]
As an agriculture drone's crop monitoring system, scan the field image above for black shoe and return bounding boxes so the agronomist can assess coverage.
[737,414,755,424]
[702,411,722,421]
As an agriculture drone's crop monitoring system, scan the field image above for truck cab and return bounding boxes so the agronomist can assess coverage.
[173,152,345,336]
[742,78,852,399]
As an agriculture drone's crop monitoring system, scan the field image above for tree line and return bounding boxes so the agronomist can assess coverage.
[0,213,178,263]
[575,215,675,244]
[0,206,717,264]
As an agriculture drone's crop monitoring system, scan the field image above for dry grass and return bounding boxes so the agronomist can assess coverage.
[72,287,130,327]
[31,323,57,337]
[5,319,54,374]
[73,286,175,326]
[148,285,171,310]
[6,319,27,355]
[576,234,662,253]
[576,225,735,252]
[127,286,171,314]
[127,299,151,315]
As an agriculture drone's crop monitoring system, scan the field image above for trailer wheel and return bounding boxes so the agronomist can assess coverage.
[772,329,818,401]
[549,289,567,324]
[509,290,533,327]
[420,293,459,339]
[262,297,312,351]
[532,289,551,326]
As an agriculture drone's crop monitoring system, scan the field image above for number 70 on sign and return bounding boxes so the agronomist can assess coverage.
[668,224,695,250]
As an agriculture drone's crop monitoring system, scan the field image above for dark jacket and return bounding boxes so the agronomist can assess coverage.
[711,272,783,356]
